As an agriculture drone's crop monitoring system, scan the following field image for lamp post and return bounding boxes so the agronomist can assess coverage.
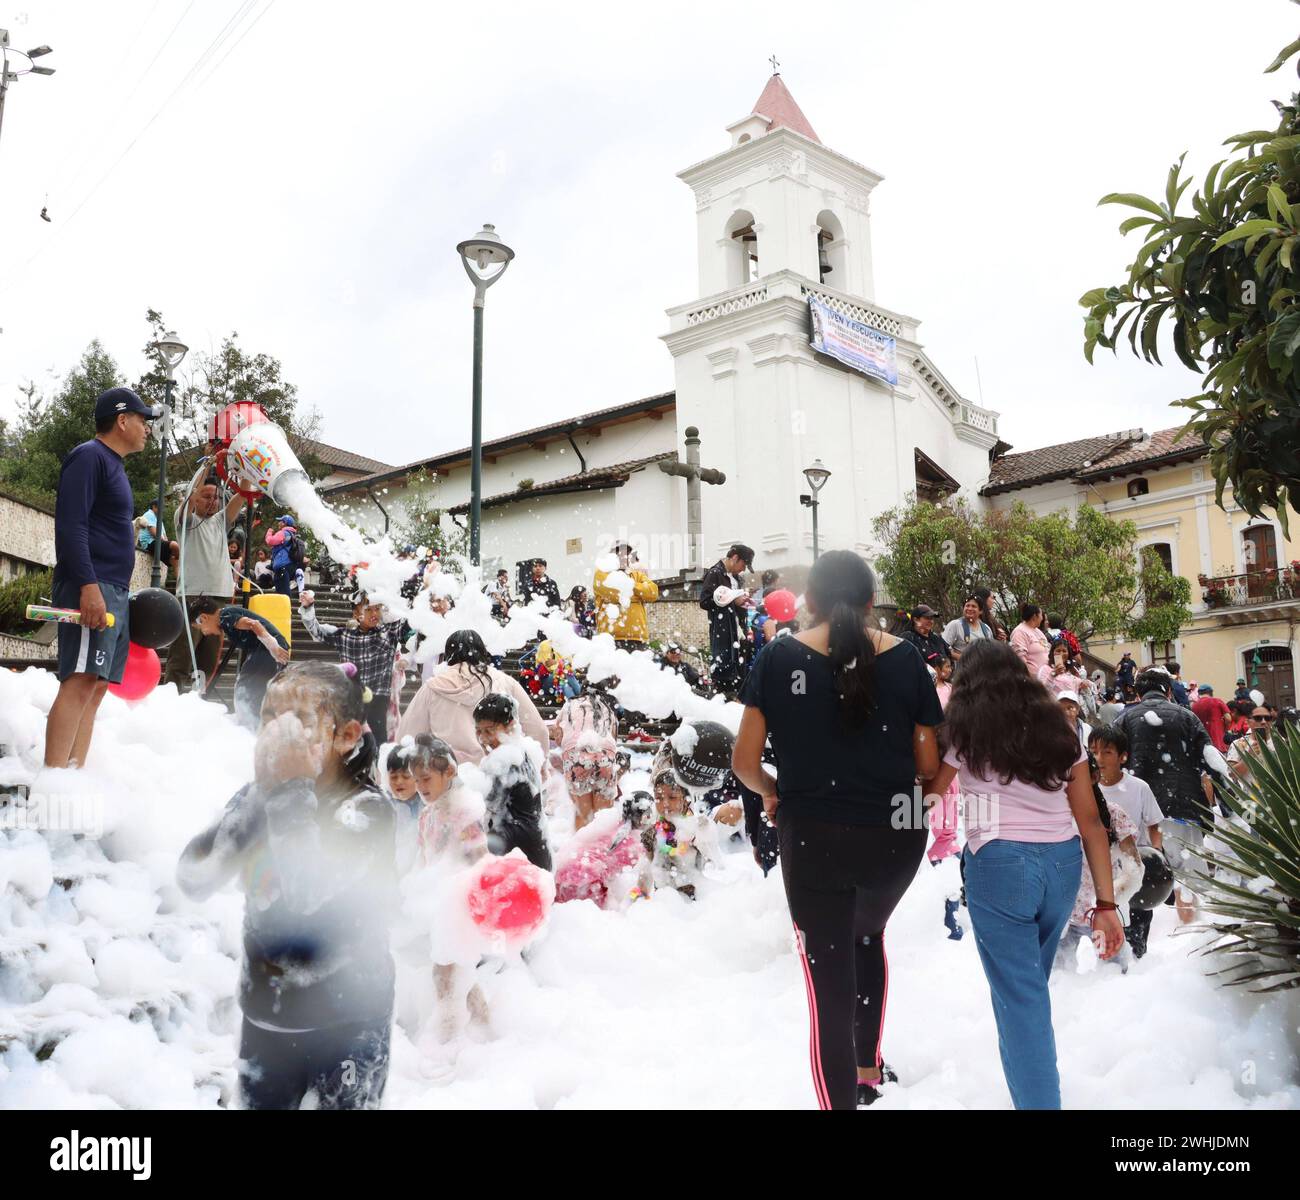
[0,34,56,158]
[456,223,514,566]
[150,330,188,588]
[800,458,831,561]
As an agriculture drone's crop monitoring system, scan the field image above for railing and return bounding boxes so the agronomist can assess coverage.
[959,404,997,434]
[1201,566,1300,609]
[799,283,905,338]
[684,282,770,326]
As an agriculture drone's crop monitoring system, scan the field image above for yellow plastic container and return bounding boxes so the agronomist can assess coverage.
[249,592,292,650]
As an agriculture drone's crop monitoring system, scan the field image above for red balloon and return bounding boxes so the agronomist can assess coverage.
[107,643,161,702]
[765,588,798,623]
[467,854,552,941]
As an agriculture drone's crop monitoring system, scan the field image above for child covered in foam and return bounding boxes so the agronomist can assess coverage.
[554,791,654,909]
[397,734,492,1077]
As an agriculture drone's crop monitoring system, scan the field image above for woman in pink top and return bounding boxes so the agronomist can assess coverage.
[1037,639,1088,699]
[924,653,960,863]
[925,639,1121,1110]
[1010,603,1051,676]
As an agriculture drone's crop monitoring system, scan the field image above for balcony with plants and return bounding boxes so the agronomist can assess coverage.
[1199,562,1300,612]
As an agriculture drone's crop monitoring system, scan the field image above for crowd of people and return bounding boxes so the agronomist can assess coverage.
[44,388,1283,1113]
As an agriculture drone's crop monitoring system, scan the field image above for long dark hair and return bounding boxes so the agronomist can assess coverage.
[942,639,1079,790]
[267,660,378,788]
[807,550,877,724]
[444,628,494,693]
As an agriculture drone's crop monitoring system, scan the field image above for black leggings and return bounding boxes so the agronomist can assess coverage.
[363,693,391,742]
[238,1014,391,1110]
[779,812,927,1111]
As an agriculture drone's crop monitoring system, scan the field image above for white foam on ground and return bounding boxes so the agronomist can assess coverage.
[1,668,1297,1109]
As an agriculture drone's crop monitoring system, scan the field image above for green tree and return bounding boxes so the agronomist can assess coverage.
[387,469,467,561]
[138,309,324,488]
[872,497,1191,645]
[870,495,990,621]
[0,341,161,506]
[1081,33,1300,529]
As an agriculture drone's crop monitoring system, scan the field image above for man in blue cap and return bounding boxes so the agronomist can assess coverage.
[266,514,300,596]
[44,387,161,769]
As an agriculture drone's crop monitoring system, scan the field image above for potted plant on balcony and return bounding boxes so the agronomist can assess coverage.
[1203,585,1228,608]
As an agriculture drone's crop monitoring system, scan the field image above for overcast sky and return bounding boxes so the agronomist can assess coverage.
[1,0,1296,468]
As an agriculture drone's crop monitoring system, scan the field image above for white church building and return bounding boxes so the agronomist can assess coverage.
[325,73,1002,592]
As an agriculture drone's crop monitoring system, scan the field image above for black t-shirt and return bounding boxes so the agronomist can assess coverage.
[739,635,944,826]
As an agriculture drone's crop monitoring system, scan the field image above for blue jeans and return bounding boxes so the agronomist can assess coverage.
[962,837,1082,1109]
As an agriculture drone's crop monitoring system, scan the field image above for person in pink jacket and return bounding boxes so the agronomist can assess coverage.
[1037,639,1090,700]
[396,629,549,767]
[1010,604,1051,677]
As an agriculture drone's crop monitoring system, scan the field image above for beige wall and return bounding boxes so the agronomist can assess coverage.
[1039,457,1298,703]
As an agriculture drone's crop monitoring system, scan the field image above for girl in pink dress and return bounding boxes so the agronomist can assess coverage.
[925,654,961,864]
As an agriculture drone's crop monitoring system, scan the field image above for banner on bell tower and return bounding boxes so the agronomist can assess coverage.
[808,296,898,386]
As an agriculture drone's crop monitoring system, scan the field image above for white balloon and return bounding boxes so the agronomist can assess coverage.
[1250,688,1266,707]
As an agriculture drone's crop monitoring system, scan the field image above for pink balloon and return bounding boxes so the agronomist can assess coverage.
[107,642,161,702]
[467,854,552,940]
[765,588,798,623]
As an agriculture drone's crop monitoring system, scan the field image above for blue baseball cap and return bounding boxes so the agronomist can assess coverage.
[94,387,162,424]
[276,514,295,526]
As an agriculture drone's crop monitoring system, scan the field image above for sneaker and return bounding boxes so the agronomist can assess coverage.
[943,897,965,941]
[856,1063,898,1107]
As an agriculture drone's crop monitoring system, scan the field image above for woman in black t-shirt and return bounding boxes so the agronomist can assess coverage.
[734,551,942,1111]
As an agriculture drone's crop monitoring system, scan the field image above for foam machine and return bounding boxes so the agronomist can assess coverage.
[208,401,311,507]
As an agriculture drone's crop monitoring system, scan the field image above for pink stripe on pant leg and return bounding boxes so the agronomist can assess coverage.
[793,922,831,1110]
[873,930,890,1070]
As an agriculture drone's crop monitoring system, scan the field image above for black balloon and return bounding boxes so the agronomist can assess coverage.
[670,719,736,792]
[128,588,186,650]
[1130,845,1175,911]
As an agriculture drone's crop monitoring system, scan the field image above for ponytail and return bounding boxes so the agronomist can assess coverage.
[808,551,878,725]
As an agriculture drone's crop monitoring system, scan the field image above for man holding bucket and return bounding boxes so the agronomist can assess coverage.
[162,468,246,693]
[44,388,159,768]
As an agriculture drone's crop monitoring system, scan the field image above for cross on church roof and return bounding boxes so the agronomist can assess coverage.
[768,54,780,74]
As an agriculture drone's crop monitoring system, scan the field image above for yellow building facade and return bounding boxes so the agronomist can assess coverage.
[983,427,1298,708]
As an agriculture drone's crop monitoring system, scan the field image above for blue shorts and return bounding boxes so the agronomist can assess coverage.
[54,576,131,684]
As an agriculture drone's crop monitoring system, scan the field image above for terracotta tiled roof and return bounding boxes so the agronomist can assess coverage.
[301,439,391,475]
[1074,426,1207,479]
[982,425,1211,496]
[323,391,677,494]
[751,74,820,143]
[446,452,676,515]
[982,432,1142,495]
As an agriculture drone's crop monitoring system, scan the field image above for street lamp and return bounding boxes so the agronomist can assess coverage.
[456,223,514,566]
[150,330,188,588]
[800,457,831,561]
[0,32,56,155]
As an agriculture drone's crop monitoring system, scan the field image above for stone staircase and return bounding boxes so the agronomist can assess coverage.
[186,580,682,750]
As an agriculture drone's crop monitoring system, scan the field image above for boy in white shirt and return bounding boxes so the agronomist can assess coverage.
[1090,723,1165,958]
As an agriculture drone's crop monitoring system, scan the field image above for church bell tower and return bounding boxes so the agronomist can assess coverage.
[662,68,999,571]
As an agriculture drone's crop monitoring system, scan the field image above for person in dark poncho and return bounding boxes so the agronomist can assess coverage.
[473,693,553,871]
[189,598,289,729]
[176,661,398,1110]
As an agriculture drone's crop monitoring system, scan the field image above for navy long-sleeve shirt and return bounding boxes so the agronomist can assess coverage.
[53,439,136,589]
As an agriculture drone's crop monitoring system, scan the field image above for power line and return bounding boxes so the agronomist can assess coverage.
[0,0,266,296]
[193,0,276,95]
